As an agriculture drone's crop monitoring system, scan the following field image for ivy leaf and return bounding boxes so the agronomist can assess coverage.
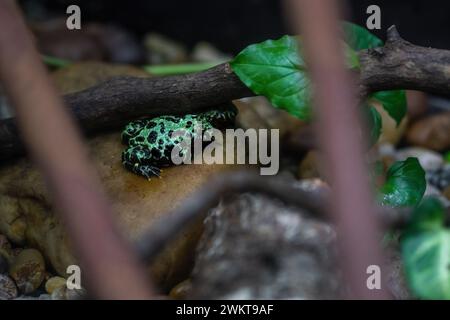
[379,157,426,207]
[230,35,358,120]
[402,230,450,299]
[370,91,407,127]
[401,197,450,299]
[342,21,384,50]
[408,197,446,231]
[366,105,382,146]
[230,36,311,120]
[343,22,407,126]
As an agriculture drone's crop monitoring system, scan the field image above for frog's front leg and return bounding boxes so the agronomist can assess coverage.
[122,145,161,179]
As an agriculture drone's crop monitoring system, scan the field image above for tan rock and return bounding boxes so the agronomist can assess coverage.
[169,279,192,299]
[406,112,450,151]
[0,132,238,291]
[0,62,240,292]
[0,274,18,300]
[45,276,67,294]
[9,249,46,294]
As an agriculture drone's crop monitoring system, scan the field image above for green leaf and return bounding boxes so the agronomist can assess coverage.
[401,197,450,299]
[379,157,426,207]
[342,21,384,50]
[343,22,407,126]
[370,90,407,126]
[408,197,446,232]
[230,35,358,120]
[366,105,382,146]
[230,36,311,120]
[402,229,450,299]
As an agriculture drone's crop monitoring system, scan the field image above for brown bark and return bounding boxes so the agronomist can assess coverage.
[1,26,449,162]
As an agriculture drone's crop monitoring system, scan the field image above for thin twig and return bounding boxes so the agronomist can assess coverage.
[135,170,435,263]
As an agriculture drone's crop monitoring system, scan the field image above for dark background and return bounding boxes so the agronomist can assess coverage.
[20,0,450,54]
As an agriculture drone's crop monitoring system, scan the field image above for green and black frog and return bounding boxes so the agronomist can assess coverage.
[121,103,237,179]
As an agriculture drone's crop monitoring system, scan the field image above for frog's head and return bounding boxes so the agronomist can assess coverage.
[201,103,238,128]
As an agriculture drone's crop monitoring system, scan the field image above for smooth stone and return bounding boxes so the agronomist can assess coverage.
[45,276,67,294]
[191,42,231,62]
[50,286,66,300]
[50,285,87,300]
[427,164,450,190]
[9,249,45,294]
[0,274,18,300]
[0,132,238,291]
[169,279,192,299]
[395,147,444,171]
[406,112,450,151]
[0,62,240,292]
[143,32,188,65]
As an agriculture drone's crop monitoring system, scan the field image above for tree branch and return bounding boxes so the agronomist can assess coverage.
[1,26,450,161]
[359,26,450,95]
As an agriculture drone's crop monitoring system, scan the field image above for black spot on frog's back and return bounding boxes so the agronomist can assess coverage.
[151,148,162,159]
[147,130,158,144]
[146,121,157,129]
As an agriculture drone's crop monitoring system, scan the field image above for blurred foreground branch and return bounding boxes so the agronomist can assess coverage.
[0,1,152,299]
[1,26,450,161]
[136,170,449,262]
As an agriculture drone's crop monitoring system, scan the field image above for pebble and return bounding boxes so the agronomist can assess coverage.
[9,249,46,294]
[45,276,66,295]
[406,112,450,151]
[50,286,87,300]
[427,164,450,190]
[144,32,188,65]
[0,274,18,300]
[395,147,443,171]
[169,279,192,299]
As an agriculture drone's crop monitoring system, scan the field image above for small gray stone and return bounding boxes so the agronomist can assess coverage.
[0,274,18,300]
[395,147,443,171]
[427,164,450,190]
